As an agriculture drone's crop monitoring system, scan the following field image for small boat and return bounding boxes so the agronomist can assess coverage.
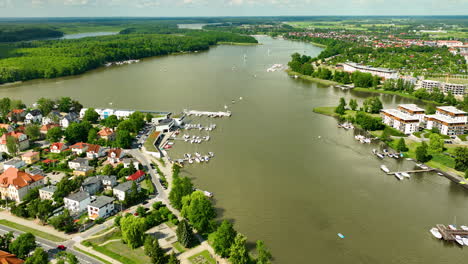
[188,159,193,164]
[209,152,214,157]
[449,225,457,230]
[430,228,442,239]
[463,237,468,246]
[455,235,464,246]
[204,156,210,162]
[195,158,200,163]
[395,173,403,180]
[372,149,377,154]
[401,172,410,178]
[239,97,243,100]
[337,233,345,239]
[406,158,413,161]
[460,225,468,231]
[380,165,390,173]
[377,153,384,159]
[195,152,201,157]
[203,191,214,198]
[437,172,444,176]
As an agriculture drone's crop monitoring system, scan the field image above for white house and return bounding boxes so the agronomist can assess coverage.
[70,142,88,155]
[381,109,420,135]
[97,175,117,190]
[64,191,91,214]
[107,148,124,164]
[113,181,140,201]
[86,144,106,159]
[39,185,57,200]
[50,142,68,154]
[425,106,467,135]
[87,196,115,220]
[41,111,61,125]
[68,158,89,170]
[123,158,140,169]
[60,112,79,128]
[24,110,42,124]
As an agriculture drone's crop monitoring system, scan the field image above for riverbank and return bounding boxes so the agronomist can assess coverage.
[353,87,444,106]
[309,41,327,48]
[286,70,339,86]
[217,41,260,46]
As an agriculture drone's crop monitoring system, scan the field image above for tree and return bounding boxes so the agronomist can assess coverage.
[335,104,345,115]
[176,220,194,248]
[25,124,41,141]
[0,232,13,251]
[428,133,444,153]
[255,240,272,264]
[181,191,216,234]
[101,164,113,176]
[426,104,436,115]
[144,236,167,264]
[36,98,55,116]
[0,97,11,119]
[116,130,133,149]
[363,97,383,114]
[46,126,63,142]
[121,215,146,249]
[83,108,99,123]
[454,147,468,172]
[24,248,48,264]
[48,209,76,233]
[415,142,431,162]
[169,175,193,210]
[6,136,18,156]
[117,120,136,133]
[167,253,180,264]
[9,232,37,259]
[146,113,154,123]
[349,99,358,111]
[101,115,121,128]
[57,97,72,112]
[87,127,98,143]
[229,233,250,264]
[65,122,91,144]
[212,220,237,258]
[56,251,79,264]
[396,138,408,152]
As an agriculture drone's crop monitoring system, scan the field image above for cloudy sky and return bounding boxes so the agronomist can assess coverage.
[0,0,466,17]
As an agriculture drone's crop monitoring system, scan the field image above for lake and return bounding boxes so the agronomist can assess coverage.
[2,36,468,264]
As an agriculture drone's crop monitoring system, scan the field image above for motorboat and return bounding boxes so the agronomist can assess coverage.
[195,158,200,163]
[204,156,210,162]
[463,237,468,246]
[372,149,377,154]
[209,152,214,157]
[401,172,411,178]
[380,165,390,173]
[195,152,201,157]
[188,159,193,164]
[377,153,384,159]
[455,235,464,246]
[430,228,442,239]
[203,191,214,198]
[460,225,468,231]
[395,173,403,180]
[449,225,457,230]
[437,172,444,176]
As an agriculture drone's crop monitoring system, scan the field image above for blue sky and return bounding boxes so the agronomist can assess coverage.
[0,0,467,17]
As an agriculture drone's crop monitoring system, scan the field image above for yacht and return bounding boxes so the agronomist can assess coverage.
[460,225,468,231]
[376,153,385,159]
[380,165,390,173]
[395,173,403,180]
[449,225,457,230]
[430,228,442,239]
[204,156,210,162]
[455,235,464,246]
[401,172,411,178]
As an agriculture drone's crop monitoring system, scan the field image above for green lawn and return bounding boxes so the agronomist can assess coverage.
[172,241,187,253]
[85,229,121,245]
[286,70,339,86]
[188,250,216,264]
[89,240,149,264]
[144,131,160,152]
[458,134,468,141]
[73,246,112,264]
[0,219,66,242]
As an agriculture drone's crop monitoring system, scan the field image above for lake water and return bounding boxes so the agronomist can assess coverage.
[2,36,468,264]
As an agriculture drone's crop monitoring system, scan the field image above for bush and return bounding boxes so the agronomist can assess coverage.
[95,217,105,224]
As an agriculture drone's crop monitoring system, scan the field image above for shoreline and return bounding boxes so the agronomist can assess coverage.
[286,69,339,86]
[217,41,260,46]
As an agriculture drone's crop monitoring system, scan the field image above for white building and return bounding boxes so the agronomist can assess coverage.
[442,83,466,96]
[87,196,115,220]
[39,185,57,200]
[80,108,135,120]
[3,159,26,170]
[68,158,89,170]
[420,80,441,92]
[64,191,91,214]
[425,106,467,135]
[381,109,420,134]
[113,181,140,201]
[342,62,399,79]
[0,168,44,202]
[397,104,426,122]
[24,110,42,124]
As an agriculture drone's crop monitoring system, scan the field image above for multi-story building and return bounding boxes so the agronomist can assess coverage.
[425,106,467,135]
[87,196,115,220]
[39,185,57,200]
[113,181,140,201]
[342,62,399,79]
[397,104,426,122]
[381,109,420,134]
[68,158,89,170]
[0,132,29,154]
[64,191,91,214]
[0,168,44,202]
[441,83,466,96]
[420,80,441,92]
[21,151,40,165]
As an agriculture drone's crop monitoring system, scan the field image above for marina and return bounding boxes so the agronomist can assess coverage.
[183,109,232,117]
[433,225,468,244]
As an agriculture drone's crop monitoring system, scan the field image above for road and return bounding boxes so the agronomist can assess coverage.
[0,225,101,264]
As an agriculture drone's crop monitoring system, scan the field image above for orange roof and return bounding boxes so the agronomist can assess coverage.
[9,109,25,115]
[108,148,122,157]
[70,142,88,149]
[87,144,101,153]
[0,168,44,190]
[40,123,59,132]
[21,151,39,158]
[0,250,24,264]
[127,170,145,181]
[98,127,114,137]
[0,124,11,130]
[51,142,65,150]
[0,132,25,144]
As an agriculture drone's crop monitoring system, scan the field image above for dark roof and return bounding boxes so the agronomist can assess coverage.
[66,191,90,202]
[113,181,134,192]
[28,109,42,116]
[89,196,115,208]
[40,185,57,193]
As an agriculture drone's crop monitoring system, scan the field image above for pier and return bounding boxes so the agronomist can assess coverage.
[184,109,231,117]
[436,224,468,241]
[387,169,434,175]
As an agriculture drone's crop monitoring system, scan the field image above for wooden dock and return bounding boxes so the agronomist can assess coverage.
[387,169,434,175]
[436,224,468,241]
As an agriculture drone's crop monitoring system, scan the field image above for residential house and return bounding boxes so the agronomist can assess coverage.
[26,166,44,176]
[21,152,40,165]
[40,123,60,135]
[68,158,89,170]
[113,181,140,201]
[64,191,91,214]
[59,112,79,128]
[39,185,57,200]
[41,111,61,125]
[24,110,42,124]
[3,159,26,170]
[127,170,146,182]
[73,165,94,177]
[97,175,117,190]
[7,109,26,122]
[0,250,24,264]
[86,144,105,159]
[381,109,420,135]
[0,124,14,133]
[0,168,44,202]
[81,176,102,195]
[107,148,124,164]
[97,127,116,141]
[0,132,29,154]
[70,142,88,155]
[123,158,140,169]
[87,196,115,220]
[425,106,467,135]
[50,142,68,154]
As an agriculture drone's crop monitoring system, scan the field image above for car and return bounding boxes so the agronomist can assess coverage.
[57,245,67,250]
[134,212,139,216]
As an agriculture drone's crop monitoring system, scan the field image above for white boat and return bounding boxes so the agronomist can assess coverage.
[203,191,214,198]
[463,237,468,246]
[455,235,464,246]
[437,172,444,176]
[204,156,210,162]
[377,153,384,159]
[195,152,201,157]
[430,228,442,239]
[449,225,457,230]
[209,152,214,157]
[406,158,413,161]
[460,225,468,231]
[195,158,200,163]
[401,172,411,178]
[372,149,377,154]
[188,159,193,164]
[395,173,403,180]
[380,165,390,173]
[205,136,210,141]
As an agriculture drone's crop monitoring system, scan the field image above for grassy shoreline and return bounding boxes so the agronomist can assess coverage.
[309,41,327,48]
[286,70,339,86]
[353,87,444,105]
[0,219,66,242]
[217,41,260,46]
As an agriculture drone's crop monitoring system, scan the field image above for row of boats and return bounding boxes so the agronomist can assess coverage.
[182,134,211,144]
[185,123,217,131]
[338,122,355,130]
[355,135,372,144]
[373,149,403,159]
[182,152,215,164]
[105,59,140,67]
[266,64,284,72]
[380,165,411,180]
[430,225,468,246]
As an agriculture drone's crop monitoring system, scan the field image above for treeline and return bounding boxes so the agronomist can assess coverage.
[0,26,63,42]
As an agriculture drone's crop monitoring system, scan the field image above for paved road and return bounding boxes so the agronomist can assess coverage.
[0,225,101,264]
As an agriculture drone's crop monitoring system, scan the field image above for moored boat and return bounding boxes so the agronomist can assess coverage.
[463,237,468,246]
[401,172,410,178]
[461,225,468,231]
[455,235,464,246]
[395,173,403,180]
[430,228,442,239]
[449,225,457,230]
[380,165,390,173]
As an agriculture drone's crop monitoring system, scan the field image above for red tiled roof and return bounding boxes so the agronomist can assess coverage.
[0,250,24,264]
[108,148,122,157]
[70,142,88,149]
[0,168,44,190]
[87,144,101,153]
[98,127,114,137]
[40,123,59,132]
[0,132,25,144]
[51,142,65,150]
[126,170,145,181]
[42,159,58,164]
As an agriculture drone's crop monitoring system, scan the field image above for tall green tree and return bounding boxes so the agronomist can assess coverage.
[37,98,55,116]
[169,175,194,210]
[211,220,237,258]
[415,142,431,162]
[57,97,72,113]
[64,121,92,144]
[181,191,216,234]
[0,97,11,119]
[255,240,272,264]
[9,233,37,259]
[83,108,99,123]
[6,136,18,156]
[121,215,146,249]
[144,236,167,264]
[176,220,194,248]
[0,232,13,251]
[229,233,250,264]
[116,130,133,148]
[56,251,79,264]
[396,138,408,152]
[46,126,63,142]
[24,247,49,264]
[454,147,468,172]
[428,133,444,153]
[349,99,358,111]
[167,253,180,264]
[25,124,41,140]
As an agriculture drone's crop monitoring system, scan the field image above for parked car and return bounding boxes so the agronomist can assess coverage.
[57,245,67,250]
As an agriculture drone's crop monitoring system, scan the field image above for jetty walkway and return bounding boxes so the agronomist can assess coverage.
[184,109,231,117]
[387,169,435,175]
[436,224,468,241]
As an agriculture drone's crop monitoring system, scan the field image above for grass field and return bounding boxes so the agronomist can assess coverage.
[73,246,112,264]
[85,229,121,245]
[0,219,66,242]
[144,131,161,152]
[286,70,338,86]
[188,250,216,264]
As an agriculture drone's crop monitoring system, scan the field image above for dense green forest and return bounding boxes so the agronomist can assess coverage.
[0,26,63,42]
